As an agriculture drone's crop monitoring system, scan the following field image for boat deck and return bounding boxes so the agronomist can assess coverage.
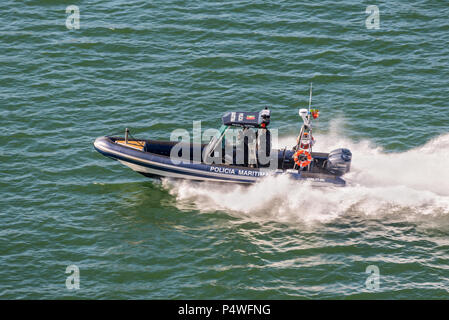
[115,139,145,151]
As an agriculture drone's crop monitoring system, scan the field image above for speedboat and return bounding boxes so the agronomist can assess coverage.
[94,90,352,186]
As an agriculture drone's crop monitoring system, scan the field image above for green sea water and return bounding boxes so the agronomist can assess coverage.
[1,1,449,299]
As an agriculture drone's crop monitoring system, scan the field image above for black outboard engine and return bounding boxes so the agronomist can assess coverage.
[325,148,352,176]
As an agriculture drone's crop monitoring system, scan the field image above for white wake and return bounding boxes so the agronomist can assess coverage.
[162,125,449,223]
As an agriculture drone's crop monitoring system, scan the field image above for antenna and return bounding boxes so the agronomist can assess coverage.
[308,82,313,112]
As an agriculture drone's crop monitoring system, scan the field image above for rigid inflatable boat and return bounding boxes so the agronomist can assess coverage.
[94,106,352,186]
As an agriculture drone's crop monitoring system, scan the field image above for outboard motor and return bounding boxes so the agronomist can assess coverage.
[325,148,352,176]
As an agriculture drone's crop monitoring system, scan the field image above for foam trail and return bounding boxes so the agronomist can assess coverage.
[162,125,449,223]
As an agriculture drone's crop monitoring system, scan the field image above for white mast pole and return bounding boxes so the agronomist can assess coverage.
[308,82,313,112]
[307,83,313,170]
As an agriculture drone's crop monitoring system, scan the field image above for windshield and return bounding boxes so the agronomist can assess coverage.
[204,125,229,157]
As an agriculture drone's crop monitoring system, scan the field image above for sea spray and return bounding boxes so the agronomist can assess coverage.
[162,131,449,224]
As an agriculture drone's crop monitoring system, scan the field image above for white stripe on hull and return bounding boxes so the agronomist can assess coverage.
[118,160,251,183]
[95,139,258,182]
